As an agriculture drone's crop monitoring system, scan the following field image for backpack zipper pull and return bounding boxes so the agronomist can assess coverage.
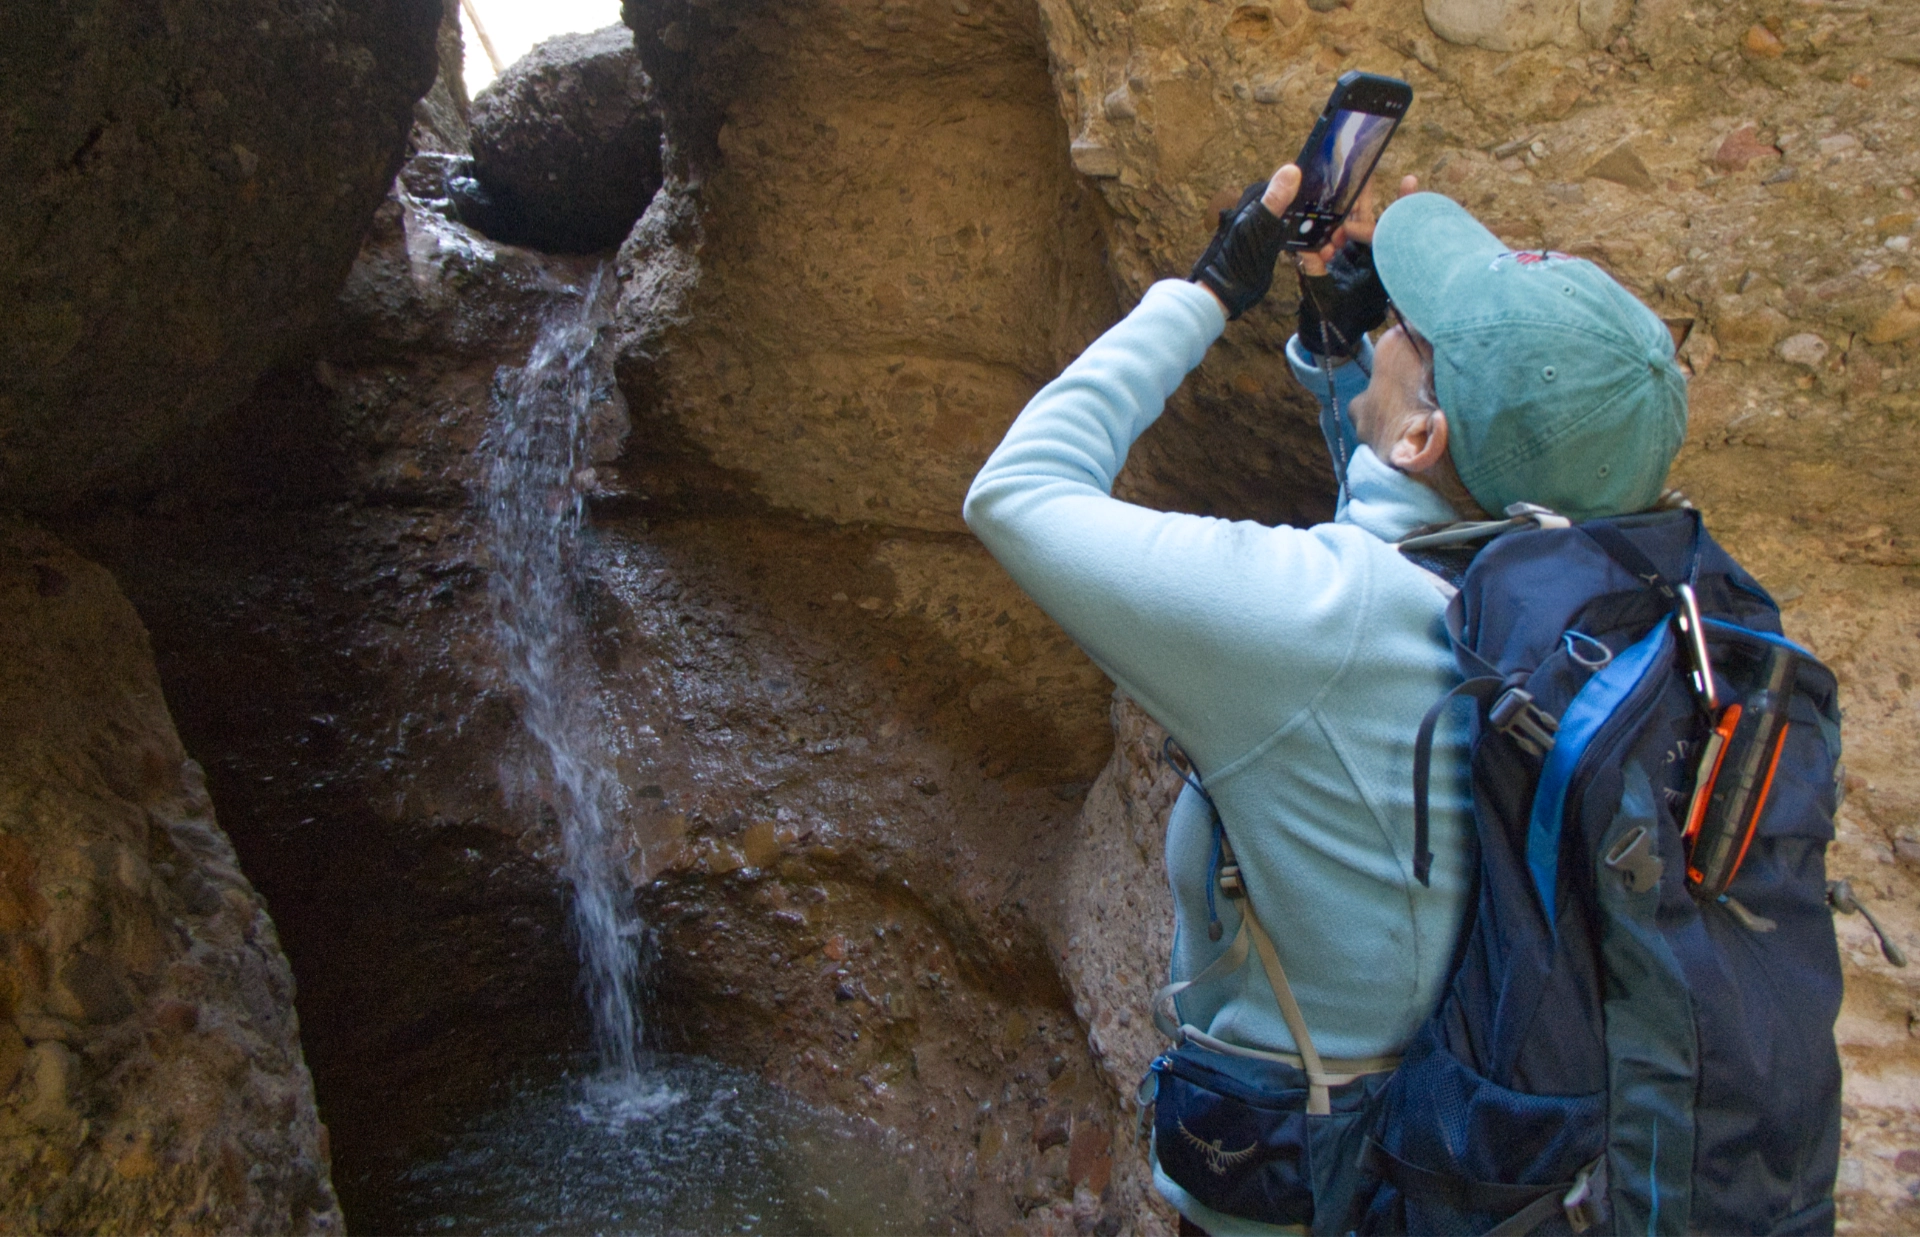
[1720,894,1776,934]
[1830,879,1908,967]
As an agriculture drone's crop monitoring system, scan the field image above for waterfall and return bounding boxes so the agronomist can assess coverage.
[484,267,643,1081]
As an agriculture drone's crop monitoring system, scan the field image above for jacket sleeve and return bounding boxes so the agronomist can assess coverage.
[963,279,1376,779]
[1285,331,1377,410]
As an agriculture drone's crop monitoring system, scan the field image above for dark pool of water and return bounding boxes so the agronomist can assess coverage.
[352,1053,934,1236]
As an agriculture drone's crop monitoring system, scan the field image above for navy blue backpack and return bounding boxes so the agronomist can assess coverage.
[1361,507,1851,1235]
[1145,508,1860,1235]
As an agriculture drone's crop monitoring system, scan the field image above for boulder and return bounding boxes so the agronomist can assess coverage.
[0,523,339,1233]
[465,26,663,253]
[0,0,443,515]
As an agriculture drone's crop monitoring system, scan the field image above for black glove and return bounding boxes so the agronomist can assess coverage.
[1296,240,1389,360]
[1190,181,1289,320]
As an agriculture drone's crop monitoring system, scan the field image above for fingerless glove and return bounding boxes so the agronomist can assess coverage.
[1295,240,1389,359]
[1190,181,1288,320]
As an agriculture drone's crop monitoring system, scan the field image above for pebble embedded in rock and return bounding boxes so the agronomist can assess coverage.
[1584,142,1655,192]
[1743,24,1785,58]
[1777,333,1830,367]
[1712,125,1779,173]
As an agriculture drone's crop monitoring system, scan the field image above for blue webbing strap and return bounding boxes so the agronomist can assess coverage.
[1525,624,1672,926]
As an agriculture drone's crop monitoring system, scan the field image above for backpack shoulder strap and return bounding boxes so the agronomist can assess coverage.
[1152,897,1398,1115]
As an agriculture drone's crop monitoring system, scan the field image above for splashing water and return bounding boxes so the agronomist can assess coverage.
[371,1054,930,1236]
[485,267,643,1080]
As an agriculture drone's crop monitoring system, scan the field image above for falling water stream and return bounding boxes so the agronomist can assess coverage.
[358,271,927,1236]
[485,266,645,1080]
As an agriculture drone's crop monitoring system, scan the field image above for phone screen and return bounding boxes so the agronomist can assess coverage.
[1295,108,1399,221]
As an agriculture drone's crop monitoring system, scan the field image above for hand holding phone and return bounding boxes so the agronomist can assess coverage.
[1191,73,1411,319]
[1275,72,1413,252]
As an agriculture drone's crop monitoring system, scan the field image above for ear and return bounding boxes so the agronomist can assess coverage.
[1388,409,1451,475]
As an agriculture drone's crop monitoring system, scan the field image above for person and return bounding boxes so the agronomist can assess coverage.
[963,163,1686,1234]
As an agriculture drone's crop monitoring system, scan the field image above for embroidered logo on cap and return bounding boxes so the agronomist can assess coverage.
[1489,250,1577,271]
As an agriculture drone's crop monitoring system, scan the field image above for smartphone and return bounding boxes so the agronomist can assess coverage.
[1277,72,1413,251]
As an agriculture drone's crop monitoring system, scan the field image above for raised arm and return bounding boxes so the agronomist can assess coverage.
[964,279,1368,777]
[964,164,1415,776]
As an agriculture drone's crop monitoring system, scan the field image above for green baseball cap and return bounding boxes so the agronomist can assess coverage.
[1372,193,1687,521]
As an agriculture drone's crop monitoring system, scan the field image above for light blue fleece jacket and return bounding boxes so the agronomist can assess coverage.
[963,279,1476,1231]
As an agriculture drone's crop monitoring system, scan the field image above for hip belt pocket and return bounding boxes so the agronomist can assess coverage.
[1149,1040,1386,1230]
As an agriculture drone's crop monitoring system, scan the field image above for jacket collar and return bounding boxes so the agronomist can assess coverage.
[1337,445,1460,543]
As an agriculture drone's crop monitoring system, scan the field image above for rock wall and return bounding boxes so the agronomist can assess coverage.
[66,158,611,1227]
[0,525,339,1233]
[617,0,1121,532]
[0,0,443,514]
[607,4,1184,1223]
[0,1,454,1229]
[65,106,1151,1226]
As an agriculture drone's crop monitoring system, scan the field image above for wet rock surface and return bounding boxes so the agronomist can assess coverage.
[70,175,613,1223]
[0,525,338,1233]
[465,26,663,253]
[70,126,1144,1231]
[73,503,592,1226]
[0,0,443,515]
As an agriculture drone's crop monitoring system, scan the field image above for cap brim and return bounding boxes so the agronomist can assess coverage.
[1373,193,1507,338]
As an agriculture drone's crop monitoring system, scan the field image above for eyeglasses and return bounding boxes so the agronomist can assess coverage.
[1386,301,1431,366]
[1386,301,1442,411]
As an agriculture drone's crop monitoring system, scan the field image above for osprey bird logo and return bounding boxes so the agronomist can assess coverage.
[1177,1119,1259,1175]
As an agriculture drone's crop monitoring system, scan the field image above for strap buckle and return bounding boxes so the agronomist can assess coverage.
[1489,686,1559,756]
[1504,501,1571,530]
[1602,825,1664,894]
[1560,1157,1607,1233]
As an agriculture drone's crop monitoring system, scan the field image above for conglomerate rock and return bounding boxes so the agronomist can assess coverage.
[0,525,339,1233]
[0,0,442,515]
[466,26,663,253]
